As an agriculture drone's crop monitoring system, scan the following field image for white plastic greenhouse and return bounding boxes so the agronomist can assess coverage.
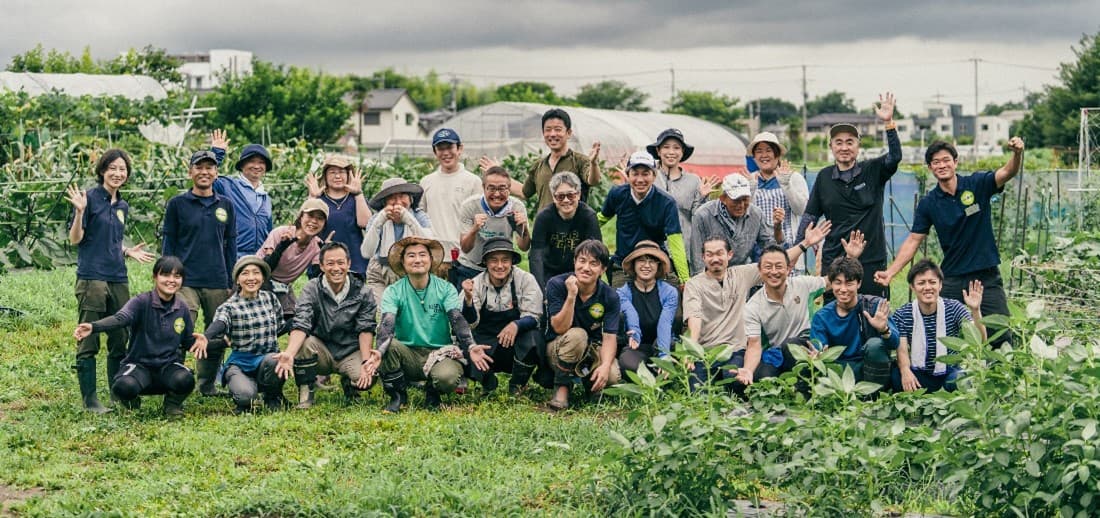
[399,102,749,177]
[0,72,168,100]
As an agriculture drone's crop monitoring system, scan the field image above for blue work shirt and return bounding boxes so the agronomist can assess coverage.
[911,171,1003,277]
[73,186,129,283]
[210,147,273,259]
[810,295,899,362]
[600,185,681,264]
[162,191,237,289]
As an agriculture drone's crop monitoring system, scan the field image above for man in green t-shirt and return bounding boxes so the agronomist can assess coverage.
[367,236,491,412]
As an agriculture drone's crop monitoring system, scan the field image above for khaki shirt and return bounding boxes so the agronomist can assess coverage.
[682,264,760,351]
[523,149,592,211]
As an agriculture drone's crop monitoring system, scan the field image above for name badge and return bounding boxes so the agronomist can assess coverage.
[853,183,867,191]
[964,204,980,217]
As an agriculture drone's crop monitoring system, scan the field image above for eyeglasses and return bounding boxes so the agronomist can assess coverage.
[554,191,579,202]
[485,185,510,193]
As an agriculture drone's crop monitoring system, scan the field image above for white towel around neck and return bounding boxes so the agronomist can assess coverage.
[910,297,948,375]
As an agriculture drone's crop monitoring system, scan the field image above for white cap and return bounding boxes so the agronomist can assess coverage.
[625,150,657,171]
[721,174,752,199]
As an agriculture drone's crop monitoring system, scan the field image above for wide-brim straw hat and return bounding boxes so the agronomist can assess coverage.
[369,178,424,212]
[621,240,671,277]
[387,236,444,277]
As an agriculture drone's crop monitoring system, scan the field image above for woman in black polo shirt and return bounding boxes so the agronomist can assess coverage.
[66,149,155,413]
[73,256,207,418]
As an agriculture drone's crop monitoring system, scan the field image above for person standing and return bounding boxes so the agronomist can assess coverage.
[210,130,273,259]
[691,174,776,273]
[647,128,719,258]
[748,132,808,261]
[162,150,237,397]
[66,149,155,413]
[875,138,1024,347]
[599,151,690,287]
[306,154,371,276]
[516,108,602,210]
[798,92,900,298]
[419,128,483,269]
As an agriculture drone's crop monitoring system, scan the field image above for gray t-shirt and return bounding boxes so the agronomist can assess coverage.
[457,195,524,271]
[655,170,707,251]
[690,200,775,274]
[744,275,826,347]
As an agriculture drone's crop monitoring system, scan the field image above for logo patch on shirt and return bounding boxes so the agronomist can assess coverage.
[588,302,605,319]
[960,190,975,206]
[173,317,185,334]
[215,207,228,222]
[794,296,801,305]
[115,209,125,224]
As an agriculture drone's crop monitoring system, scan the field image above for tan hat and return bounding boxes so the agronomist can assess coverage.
[748,132,786,157]
[621,240,670,278]
[387,236,444,277]
[298,198,330,219]
[232,255,270,283]
[721,174,752,200]
[317,154,355,188]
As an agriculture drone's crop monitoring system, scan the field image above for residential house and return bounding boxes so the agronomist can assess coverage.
[175,49,252,91]
[343,88,426,149]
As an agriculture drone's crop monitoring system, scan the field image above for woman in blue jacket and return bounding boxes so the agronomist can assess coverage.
[616,240,679,374]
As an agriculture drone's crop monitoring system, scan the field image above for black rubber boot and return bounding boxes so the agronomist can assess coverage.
[106,356,122,405]
[163,392,186,419]
[294,364,317,409]
[381,371,407,413]
[75,358,112,414]
[424,384,442,410]
[480,372,499,396]
[263,392,288,411]
[195,359,227,397]
[340,376,361,404]
[509,359,535,395]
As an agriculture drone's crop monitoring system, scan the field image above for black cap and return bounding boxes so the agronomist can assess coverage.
[189,150,218,166]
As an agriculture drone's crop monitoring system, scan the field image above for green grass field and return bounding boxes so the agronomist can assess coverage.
[0,265,631,516]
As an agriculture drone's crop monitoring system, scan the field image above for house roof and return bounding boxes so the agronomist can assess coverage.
[362,88,410,111]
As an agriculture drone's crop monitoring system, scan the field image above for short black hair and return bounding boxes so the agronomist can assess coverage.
[924,141,958,165]
[152,255,185,281]
[542,108,572,130]
[483,165,511,183]
[95,149,132,186]
[573,239,610,269]
[757,244,790,266]
[906,258,944,284]
[827,256,863,284]
[701,235,731,253]
[319,241,350,263]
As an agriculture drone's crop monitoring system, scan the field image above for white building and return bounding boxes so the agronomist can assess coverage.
[176,49,252,91]
[343,88,426,149]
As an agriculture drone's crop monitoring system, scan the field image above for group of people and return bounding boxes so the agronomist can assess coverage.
[67,93,1025,417]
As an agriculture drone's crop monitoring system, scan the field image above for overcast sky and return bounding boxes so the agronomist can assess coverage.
[3,1,1098,114]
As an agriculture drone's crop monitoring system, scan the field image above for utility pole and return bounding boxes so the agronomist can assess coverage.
[669,65,676,108]
[972,58,980,155]
[801,64,808,163]
[450,74,459,115]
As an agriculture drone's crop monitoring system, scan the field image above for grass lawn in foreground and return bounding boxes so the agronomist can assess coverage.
[0,265,627,516]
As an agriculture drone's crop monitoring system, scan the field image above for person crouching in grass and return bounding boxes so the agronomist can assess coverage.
[72,256,207,418]
[202,256,291,413]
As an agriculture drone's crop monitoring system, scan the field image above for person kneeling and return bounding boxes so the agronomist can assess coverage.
[274,242,378,408]
[203,256,291,413]
[810,257,898,386]
[72,256,207,418]
[890,259,985,393]
[371,237,492,412]
[461,237,548,396]
[616,240,678,375]
[545,239,622,410]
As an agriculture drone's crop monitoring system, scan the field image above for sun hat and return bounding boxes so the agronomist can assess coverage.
[479,237,522,267]
[368,178,424,212]
[621,240,670,277]
[232,255,271,283]
[235,144,273,171]
[387,236,444,277]
[748,131,786,157]
[646,128,695,162]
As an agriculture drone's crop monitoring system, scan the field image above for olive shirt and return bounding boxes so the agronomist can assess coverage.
[523,149,593,210]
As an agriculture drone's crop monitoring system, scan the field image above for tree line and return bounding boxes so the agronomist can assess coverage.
[4,30,1098,153]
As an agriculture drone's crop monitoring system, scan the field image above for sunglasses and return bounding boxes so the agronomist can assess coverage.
[554,191,579,202]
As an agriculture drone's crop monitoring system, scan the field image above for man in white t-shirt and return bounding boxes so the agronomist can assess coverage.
[419,128,483,276]
[742,233,865,387]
